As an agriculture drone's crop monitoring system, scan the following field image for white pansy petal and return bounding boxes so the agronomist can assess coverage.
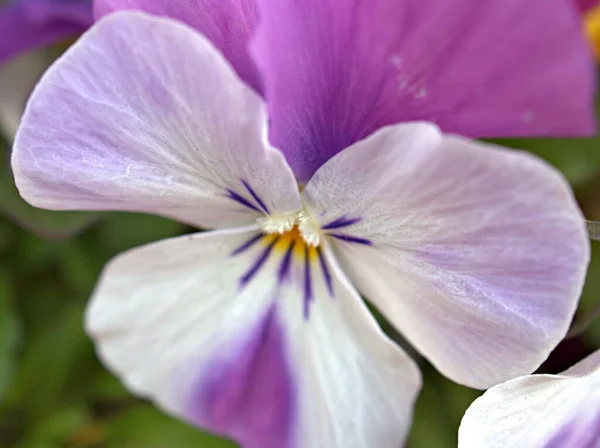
[87,227,421,448]
[303,122,589,388]
[281,247,421,447]
[459,350,600,448]
[12,12,300,229]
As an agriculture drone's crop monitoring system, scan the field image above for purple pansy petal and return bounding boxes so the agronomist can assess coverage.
[303,122,589,389]
[252,0,595,181]
[86,227,421,448]
[0,0,92,64]
[459,350,600,448]
[94,0,261,92]
[12,12,300,229]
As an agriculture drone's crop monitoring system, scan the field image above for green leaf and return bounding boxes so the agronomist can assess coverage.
[13,233,69,272]
[575,240,600,344]
[408,383,456,448]
[103,406,238,448]
[0,271,19,401]
[7,301,93,417]
[57,240,106,295]
[489,98,600,188]
[90,371,134,401]
[408,364,480,448]
[18,406,91,447]
[0,159,100,239]
[96,212,186,255]
[489,137,600,188]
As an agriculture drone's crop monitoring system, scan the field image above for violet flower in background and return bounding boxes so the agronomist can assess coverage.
[0,0,92,139]
[459,349,600,448]
[0,0,92,63]
[10,2,593,445]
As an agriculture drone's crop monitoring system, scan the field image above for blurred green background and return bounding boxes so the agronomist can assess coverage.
[0,111,600,448]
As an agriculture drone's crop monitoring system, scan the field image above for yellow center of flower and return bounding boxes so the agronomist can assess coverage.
[257,211,322,247]
[585,5,600,57]
[269,225,320,261]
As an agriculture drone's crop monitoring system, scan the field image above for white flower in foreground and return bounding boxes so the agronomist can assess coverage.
[459,349,600,448]
[11,11,590,448]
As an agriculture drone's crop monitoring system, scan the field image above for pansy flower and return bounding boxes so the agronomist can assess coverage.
[459,349,600,447]
[12,1,594,446]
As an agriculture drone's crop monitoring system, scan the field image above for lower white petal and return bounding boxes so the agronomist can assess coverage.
[280,247,421,447]
[87,227,421,448]
[459,350,600,448]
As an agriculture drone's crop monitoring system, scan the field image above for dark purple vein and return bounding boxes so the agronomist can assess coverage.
[242,180,269,214]
[329,233,372,245]
[240,237,279,287]
[322,216,362,230]
[277,240,295,283]
[231,233,263,256]
[303,245,314,319]
[317,248,334,297]
[227,189,262,213]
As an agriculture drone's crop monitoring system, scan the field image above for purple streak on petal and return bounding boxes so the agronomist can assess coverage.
[190,305,297,448]
[251,0,595,181]
[242,180,269,214]
[277,240,295,283]
[94,0,262,93]
[321,216,362,230]
[303,245,313,319]
[329,233,373,246]
[231,233,263,256]
[240,237,279,287]
[544,408,600,448]
[226,189,262,213]
[0,1,91,64]
[317,247,334,297]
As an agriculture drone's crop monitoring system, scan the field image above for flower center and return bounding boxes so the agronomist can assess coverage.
[256,210,321,247]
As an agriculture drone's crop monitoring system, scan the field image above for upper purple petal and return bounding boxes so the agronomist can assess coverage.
[251,0,596,181]
[0,0,92,64]
[94,0,261,93]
